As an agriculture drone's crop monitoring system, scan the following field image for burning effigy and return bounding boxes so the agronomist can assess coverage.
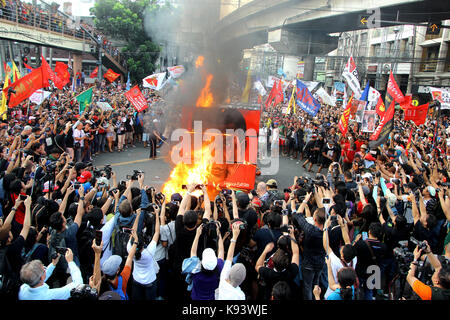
[161,56,260,199]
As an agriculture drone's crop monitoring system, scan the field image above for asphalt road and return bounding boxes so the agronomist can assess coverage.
[92,142,320,193]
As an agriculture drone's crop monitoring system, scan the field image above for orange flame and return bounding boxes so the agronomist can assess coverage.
[162,143,215,198]
[195,56,204,68]
[196,74,214,108]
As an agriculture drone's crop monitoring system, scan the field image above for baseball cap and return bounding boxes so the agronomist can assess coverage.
[24,125,32,131]
[101,255,123,276]
[201,248,217,271]
[406,182,417,191]
[77,171,92,183]
[171,193,182,202]
[360,144,368,150]
[427,186,436,197]
[229,263,246,288]
[266,179,277,188]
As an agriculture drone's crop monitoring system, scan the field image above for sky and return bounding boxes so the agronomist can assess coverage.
[23,0,96,17]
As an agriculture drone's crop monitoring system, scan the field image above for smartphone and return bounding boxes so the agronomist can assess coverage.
[356,174,361,183]
[19,194,27,201]
[274,200,283,206]
[95,230,102,246]
[322,198,331,205]
[362,232,368,241]
[55,246,68,255]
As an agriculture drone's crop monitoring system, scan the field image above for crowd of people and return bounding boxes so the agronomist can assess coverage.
[0,67,449,302]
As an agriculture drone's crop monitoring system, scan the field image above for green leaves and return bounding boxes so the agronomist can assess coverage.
[91,0,163,83]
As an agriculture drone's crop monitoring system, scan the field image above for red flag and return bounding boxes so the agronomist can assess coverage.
[89,67,98,79]
[40,55,57,86]
[54,62,70,89]
[3,67,48,108]
[370,100,395,141]
[273,80,284,106]
[404,102,429,126]
[124,85,148,112]
[104,69,120,83]
[387,71,405,104]
[405,127,413,156]
[338,95,353,136]
[264,82,276,108]
[375,96,386,117]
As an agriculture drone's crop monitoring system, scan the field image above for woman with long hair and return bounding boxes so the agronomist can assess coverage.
[106,119,115,152]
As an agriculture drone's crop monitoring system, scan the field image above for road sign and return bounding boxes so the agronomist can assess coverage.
[426,21,441,35]
[358,14,370,28]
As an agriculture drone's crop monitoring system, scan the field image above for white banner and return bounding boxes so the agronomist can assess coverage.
[143,72,166,90]
[315,87,335,106]
[342,56,362,99]
[429,87,450,110]
[29,90,51,105]
[267,75,280,88]
[167,65,185,79]
[253,81,267,96]
[97,102,113,111]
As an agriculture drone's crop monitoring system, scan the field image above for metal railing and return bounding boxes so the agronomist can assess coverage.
[0,2,126,67]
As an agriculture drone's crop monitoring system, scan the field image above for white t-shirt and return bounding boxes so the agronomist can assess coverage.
[271,128,279,144]
[73,129,85,147]
[216,260,246,300]
[160,221,176,259]
[324,251,357,299]
[127,240,159,285]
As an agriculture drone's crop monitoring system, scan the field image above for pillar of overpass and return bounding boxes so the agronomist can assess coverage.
[303,56,315,81]
[72,53,83,76]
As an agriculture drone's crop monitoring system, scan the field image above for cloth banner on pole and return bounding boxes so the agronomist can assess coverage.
[103,69,120,83]
[143,72,166,91]
[125,85,148,112]
[3,67,48,108]
[29,89,51,105]
[429,87,450,110]
[75,87,93,114]
[342,56,362,99]
[295,79,321,117]
[167,65,185,79]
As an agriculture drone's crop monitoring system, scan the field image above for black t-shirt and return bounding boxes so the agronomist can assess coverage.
[413,220,441,254]
[328,224,344,257]
[238,208,258,232]
[252,228,282,258]
[321,143,336,160]
[354,239,387,278]
[174,215,196,272]
[6,235,25,279]
[382,222,409,256]
[65,127,74,148]
[54,133,66,150]
[258,263,299,300]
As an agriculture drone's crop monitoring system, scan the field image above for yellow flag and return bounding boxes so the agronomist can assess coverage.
[240,69,252,103]
[286,85,296,114]
[0,76,9,120]
[11,60,21,82]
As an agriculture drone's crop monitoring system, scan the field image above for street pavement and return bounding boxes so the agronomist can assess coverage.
[92,142,321,192]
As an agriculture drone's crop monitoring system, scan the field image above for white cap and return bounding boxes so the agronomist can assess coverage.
[201,248,217,271]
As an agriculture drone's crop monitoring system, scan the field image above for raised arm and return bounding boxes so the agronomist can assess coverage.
[202,185,212,221]
[231,190,238,219]
[289,227,299,266]
[190,224,203,257]
[226,224,240,262]
[322,217,332,255]
[59,185,75,214]
[19,196,32,240]
[337,215,351,245]
[74,186,86,227]
[177,184,194,216]
[326,256,338,291]
[216,223,224,261]
[152,205,160,244]
[255,242,274,273]
[437,189,450,221]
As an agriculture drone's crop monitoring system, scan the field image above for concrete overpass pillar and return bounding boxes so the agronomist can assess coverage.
[0,41,6,79]
[303,55,315,81]
[72,53,83,76]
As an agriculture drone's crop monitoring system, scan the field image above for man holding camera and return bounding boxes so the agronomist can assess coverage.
[406,241,450,300]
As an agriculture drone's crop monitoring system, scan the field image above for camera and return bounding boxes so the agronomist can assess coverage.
[221,189,232,195]
[108,188,118,196]
[73,182,82,189]
[46,161,57,172]
[393,246,414,275]
[215,195,223,205]
[69,284,98,301]
[155,192,164,202]
[55,246,67,254]
[410,237,428,251]
[273,200,283,206]
[126,170,144,181]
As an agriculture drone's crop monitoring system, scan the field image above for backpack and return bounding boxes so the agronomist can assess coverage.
[0,247,17,299]
[111,222,132,261]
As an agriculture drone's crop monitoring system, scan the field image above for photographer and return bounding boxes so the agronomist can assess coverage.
[19,248,83,300]
[406,241,450,300]
[292,192,326,300]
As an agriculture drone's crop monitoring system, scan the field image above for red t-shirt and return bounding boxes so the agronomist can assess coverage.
[355,140,364,152]
[11,193,26,225]
[342,143,355,163]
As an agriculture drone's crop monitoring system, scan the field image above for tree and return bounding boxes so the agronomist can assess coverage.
[90,0,164,83]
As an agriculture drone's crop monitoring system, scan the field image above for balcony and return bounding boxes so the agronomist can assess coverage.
[419,59,438,72]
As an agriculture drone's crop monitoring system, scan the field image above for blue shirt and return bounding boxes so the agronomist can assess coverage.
[326,286,356,300]
[18,261,83,300]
